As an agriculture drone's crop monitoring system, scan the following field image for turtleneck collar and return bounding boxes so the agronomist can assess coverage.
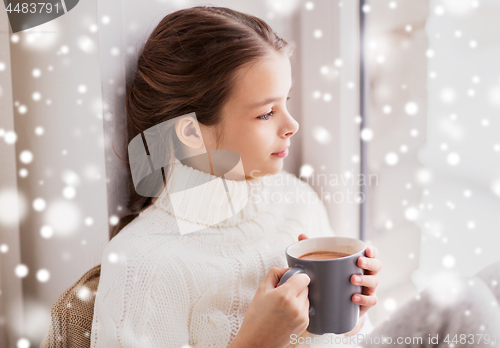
[153,158,268,234]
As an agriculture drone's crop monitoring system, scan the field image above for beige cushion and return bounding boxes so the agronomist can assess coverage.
[40,264,101,348]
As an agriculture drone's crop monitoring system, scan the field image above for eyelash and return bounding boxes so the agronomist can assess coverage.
[258,97,291,120]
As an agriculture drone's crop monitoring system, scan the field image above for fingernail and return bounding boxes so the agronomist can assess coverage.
[360,258,366,266]
[353,276,361,283]
[353,295,360,302]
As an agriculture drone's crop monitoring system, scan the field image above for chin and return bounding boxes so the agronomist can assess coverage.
[244,163,282,180]
[267,161,284,176]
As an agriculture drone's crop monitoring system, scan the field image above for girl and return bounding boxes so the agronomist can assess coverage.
[91,5,382,348]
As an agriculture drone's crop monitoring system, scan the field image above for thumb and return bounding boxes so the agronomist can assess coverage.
[298,234,309,241]
[264,267,291,291]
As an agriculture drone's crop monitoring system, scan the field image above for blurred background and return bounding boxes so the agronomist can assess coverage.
[0,0,499,346]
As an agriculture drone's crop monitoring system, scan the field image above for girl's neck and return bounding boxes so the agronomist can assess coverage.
[153,157,268,232]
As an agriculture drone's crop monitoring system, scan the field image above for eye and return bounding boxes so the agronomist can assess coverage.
[257,97,291,120]
[258,109,274,121]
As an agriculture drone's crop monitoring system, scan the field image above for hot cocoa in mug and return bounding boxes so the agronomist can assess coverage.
[278,236,366,335]
[298,250,352,261]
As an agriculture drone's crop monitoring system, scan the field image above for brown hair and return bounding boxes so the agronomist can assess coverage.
[110,5,295,240]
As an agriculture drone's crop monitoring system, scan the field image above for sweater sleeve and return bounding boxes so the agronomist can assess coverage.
[91,243,192,348]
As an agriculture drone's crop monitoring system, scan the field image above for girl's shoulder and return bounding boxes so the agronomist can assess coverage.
[104,211,185,261]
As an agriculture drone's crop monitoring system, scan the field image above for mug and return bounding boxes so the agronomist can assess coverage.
[278,236,367,335]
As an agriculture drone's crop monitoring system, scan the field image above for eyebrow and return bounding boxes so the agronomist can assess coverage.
[247,84,293,109]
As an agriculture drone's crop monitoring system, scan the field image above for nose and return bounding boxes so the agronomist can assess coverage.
[283,118,299,138]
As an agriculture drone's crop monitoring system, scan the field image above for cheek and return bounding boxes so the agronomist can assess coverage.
[221,120,275,159]
[238,130,273,156]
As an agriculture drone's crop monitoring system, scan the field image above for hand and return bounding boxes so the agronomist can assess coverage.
[234,264,311,348]
[297,234,382,318]
[351,245,382,317]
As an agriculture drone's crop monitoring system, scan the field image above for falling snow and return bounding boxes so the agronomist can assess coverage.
[385,152,399,166]
[0,1,498,342]
[15,264,29,278]
[37,269,50,282]
[360,128,374,142]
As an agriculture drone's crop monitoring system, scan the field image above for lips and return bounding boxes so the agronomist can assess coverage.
[271,145,290,158]
[272,145,289,155]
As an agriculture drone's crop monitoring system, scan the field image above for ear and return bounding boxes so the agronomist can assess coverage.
[175,116,204,150]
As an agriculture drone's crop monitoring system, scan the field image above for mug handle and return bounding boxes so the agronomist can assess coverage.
[278,266,307,286]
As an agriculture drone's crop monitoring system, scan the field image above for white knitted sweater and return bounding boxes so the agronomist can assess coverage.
[90,159,374,348]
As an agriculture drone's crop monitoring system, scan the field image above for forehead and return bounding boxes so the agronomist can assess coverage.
[227,53,292,106]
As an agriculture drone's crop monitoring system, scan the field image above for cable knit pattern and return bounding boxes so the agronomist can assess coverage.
[90,159,373,348]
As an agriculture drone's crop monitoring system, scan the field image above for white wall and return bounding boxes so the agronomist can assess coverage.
[0,0,109,346]
[0,7,24,347]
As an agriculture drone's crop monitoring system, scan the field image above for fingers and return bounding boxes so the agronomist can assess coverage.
[366,245,379,258]
[267,267,293,291]
[280,272,311,295]
[297,284,309,301]
[301,292,310,315]
[297,287,310,320]
[298,234,309,241]
[352,293,378,307]
[350,274,379,289]
[362,284,377,296]
[357,256,383,274]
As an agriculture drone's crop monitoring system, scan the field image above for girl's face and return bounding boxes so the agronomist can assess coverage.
[215,52,299,179]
